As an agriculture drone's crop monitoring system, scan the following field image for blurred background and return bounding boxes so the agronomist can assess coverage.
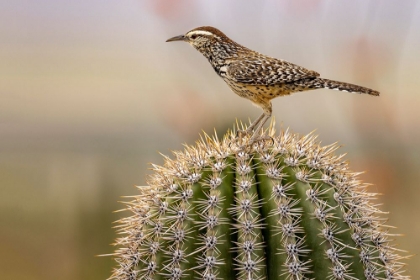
[1,0,419,279]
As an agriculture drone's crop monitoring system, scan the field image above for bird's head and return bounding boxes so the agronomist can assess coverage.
[166,26,232,55]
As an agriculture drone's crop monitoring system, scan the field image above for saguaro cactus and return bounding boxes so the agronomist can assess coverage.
[108,124,409,280]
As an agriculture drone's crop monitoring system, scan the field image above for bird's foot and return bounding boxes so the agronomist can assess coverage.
[229,137,251,153]
[230,129,254,152]
[231,128,273,151]
[249,134,274,147]
[236,128,253,139]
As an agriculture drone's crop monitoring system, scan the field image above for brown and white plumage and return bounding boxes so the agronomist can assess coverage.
[167,26,379,142]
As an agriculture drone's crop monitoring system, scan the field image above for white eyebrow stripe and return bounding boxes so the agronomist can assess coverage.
[187,30,214,37]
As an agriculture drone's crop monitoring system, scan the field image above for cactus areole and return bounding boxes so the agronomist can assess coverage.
[109,124,409,280]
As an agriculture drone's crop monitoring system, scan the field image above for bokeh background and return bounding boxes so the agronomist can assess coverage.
[1,0,419,279]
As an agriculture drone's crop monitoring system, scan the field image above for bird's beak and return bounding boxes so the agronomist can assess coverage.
[166,35,187,42]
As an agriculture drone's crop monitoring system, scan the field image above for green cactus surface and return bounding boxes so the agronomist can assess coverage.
[109,123,409,280]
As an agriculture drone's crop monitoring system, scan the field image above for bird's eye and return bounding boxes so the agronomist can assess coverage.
[191,34,198,40]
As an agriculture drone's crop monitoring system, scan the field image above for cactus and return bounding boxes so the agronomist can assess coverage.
[108,123,409,280]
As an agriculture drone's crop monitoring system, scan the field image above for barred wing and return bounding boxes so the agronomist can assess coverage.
[227,56,320,86]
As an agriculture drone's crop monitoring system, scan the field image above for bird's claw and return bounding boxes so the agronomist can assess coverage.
[236,129,252,139]
[230,131,274,152]
[249,134,275,146]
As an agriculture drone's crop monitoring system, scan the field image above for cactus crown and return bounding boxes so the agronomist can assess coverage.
[109,123,409,280]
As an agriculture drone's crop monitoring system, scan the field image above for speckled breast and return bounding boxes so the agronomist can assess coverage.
[223,78,308,102]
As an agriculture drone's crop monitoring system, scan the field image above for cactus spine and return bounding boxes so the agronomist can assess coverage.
[109,123,409,280]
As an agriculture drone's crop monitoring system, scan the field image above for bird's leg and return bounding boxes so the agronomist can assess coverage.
[249,103,272,143]
[237,112,265,138]
[246,112,266,133]
[249,114,270,142]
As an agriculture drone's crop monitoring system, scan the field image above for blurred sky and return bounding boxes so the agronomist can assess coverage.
[1,0,419,279]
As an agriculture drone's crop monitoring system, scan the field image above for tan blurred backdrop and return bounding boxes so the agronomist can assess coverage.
[1,0,419,279]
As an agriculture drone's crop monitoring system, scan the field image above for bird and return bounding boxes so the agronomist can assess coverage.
[166,26,379,142]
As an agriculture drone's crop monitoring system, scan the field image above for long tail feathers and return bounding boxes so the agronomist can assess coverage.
[298,77,380,96]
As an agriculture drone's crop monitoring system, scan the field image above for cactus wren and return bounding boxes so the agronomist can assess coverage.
[167,26,379,141]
